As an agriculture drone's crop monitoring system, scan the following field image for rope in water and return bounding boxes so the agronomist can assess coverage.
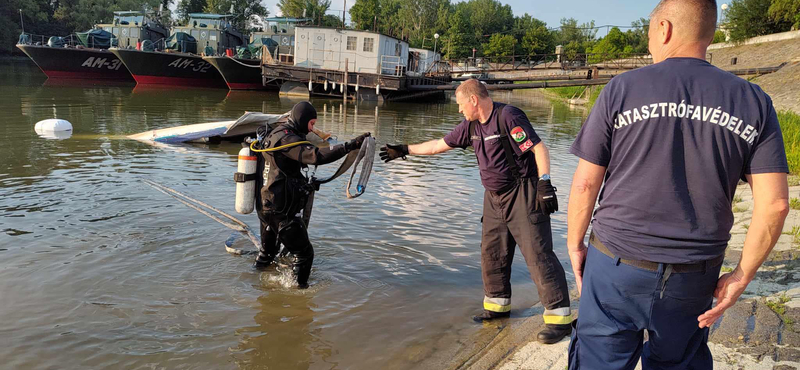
[143,179,258,255]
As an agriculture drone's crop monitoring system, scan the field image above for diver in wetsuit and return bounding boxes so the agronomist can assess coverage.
[254,101,370,288]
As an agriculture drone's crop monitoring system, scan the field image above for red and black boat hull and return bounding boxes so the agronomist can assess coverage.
[17,44,133,81]
[110,48,227,88]
[203,56,273,90]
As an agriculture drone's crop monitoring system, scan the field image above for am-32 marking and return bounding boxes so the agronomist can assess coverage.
[81,57,123,70]
[167,58,213,73]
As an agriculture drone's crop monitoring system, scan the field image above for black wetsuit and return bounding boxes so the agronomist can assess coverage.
[254,121,349,287]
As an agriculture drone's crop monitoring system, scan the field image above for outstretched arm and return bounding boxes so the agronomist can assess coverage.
[409,139,454,155]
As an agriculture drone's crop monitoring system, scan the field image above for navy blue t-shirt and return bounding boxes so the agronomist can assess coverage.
[444,102,541,192]
[571,58,788,264]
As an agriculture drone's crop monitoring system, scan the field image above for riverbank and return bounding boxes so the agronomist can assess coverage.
[457,178,800,370]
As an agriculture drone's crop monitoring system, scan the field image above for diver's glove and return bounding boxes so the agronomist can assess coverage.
[379,144,409,162]
[345,132,371,151]
[535,179,558,214]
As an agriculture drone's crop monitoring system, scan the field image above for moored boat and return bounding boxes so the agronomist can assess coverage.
[16,11,168,81]
[203,17,306,90]
[111,13,246,88]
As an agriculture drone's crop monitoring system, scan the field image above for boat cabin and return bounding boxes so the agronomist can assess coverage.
[97,11,169,48]
[171,13,246,55]
[293,27,409,75]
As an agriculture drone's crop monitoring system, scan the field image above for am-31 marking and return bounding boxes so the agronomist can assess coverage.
[167,58,213,73]
[81,57,123,70]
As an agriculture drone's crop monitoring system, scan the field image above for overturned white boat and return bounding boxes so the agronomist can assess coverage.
[127,111,334,145]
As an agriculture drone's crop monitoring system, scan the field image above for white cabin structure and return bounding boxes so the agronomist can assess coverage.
[294,27,409,75]
[408,48,441,76]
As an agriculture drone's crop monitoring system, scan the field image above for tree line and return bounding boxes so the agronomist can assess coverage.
[6,0,797,57]
[722,0,800,43]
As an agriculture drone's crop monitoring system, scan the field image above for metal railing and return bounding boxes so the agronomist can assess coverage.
[443,52,654,74]
[380,55,405,76]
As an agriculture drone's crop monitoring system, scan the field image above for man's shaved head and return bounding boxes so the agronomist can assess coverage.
[651,0,718,42]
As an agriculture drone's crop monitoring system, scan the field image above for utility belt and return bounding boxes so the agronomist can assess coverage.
[490,176,535,195]
[589,232,724,274]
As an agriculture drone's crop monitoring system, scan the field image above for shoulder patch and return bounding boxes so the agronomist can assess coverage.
[518,139,534,152]
[510,126,526,142]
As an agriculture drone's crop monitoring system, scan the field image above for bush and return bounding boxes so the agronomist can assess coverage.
[779,110,800,175]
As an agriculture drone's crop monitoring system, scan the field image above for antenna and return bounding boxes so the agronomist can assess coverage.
[159,3,163,14]
[230,4,235,14]
[19,9,24,34]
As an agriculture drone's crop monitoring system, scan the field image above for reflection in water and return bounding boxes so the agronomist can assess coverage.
[232,289,320,370]
[0,57,591,369]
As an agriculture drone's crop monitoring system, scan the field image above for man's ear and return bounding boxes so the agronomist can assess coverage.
[661,19,673,45]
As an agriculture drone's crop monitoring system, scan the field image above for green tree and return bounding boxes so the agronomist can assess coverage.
[441,7,469,58]
[278,0,331,24]
[321,14,341,27]
[712,30,727,43]
[521,23,555,55]
[177,0,206,24]
[463,0,513,40]
[589,26,628,63]
[625,17,648,53]
[768,0,800,30]
[205,0,268,31]
[725,0,791,42]
[349,0,380,30]
[482,33,515,57]
[1,0,68,54]
[554,17,597,61]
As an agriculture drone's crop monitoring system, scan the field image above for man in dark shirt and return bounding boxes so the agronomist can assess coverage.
[566,0,790,368]
[380,79,572,344]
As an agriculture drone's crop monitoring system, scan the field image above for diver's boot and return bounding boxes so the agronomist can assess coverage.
[293,252,314,289]
[253,252,275,270]
[472,310,510,322]
[536,323,572,344]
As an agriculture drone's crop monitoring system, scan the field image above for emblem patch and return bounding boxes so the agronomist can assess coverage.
[518,139,534,152]
[510,126,526,142]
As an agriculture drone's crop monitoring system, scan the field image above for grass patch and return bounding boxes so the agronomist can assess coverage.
[766,295,794,328]
[732,204,749,213]
[732,194,743,204]
[546,86,587,99]
[791,198,800,210]
[789,176,800,187]
[721,266,734,273]
[587,85,604,109]
[779,111,800,175]
[743,223,749,230]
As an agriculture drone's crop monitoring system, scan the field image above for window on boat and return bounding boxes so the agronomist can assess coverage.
[363,37,374,53]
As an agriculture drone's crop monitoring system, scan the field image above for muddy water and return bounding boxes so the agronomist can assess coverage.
[0,57,588,369]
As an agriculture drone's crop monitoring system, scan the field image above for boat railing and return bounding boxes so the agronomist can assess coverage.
[380,55,406,76]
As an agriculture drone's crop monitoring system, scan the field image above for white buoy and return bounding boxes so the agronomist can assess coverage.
[35,119,72,132]
[34,119,72,140]
[324,80,328,91]
[308,80,313,91]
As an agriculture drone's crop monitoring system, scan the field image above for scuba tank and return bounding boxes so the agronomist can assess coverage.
[234,146,258,214]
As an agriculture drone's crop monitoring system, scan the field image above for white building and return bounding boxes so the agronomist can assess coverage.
[294,27,409,75]
[408,48,441,76]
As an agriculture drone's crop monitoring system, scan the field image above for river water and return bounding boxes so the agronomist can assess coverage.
[0,57,589,370]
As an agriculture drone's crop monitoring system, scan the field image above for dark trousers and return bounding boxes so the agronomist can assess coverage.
[258,213,314,285]
[481,178,570,318]
[568,244,721,369]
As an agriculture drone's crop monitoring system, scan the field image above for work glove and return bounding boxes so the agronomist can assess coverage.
[379,144,409,163]
[535,179,558,214]
[345,132,371,151]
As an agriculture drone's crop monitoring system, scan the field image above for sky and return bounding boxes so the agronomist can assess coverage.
[236,0,727,37]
